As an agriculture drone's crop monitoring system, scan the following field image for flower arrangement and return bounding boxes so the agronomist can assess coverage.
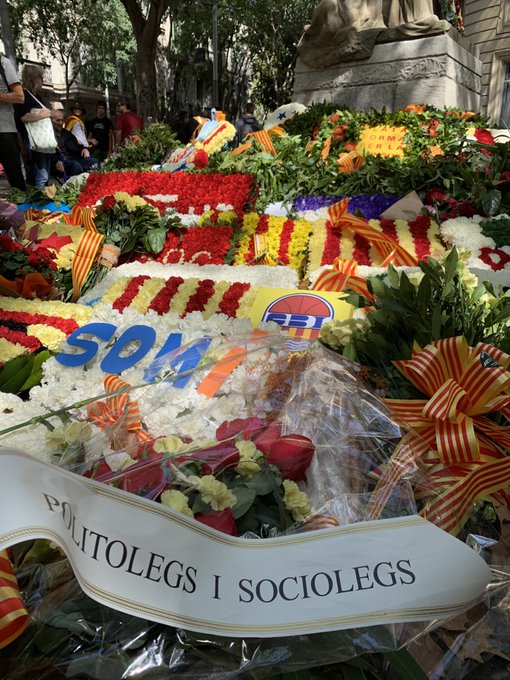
[154,225,235,266]
[306,212,444,275]
[0,234,59,300]
[234,213,314,274]
[78,172,256,218]
[90,274,257,318]
[440,214,510,271]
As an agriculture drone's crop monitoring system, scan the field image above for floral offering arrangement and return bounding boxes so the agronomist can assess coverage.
[306,210,445,275]
[233,212,314,274]
[86,274,257,318]
[77,171,256,218]
[440,213,510,272]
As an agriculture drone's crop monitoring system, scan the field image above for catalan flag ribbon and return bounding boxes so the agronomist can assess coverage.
[312,258,372,300]
[327,199,418,267]
[247,130,277,157]
[65,205,97,231]
[373,336,510,535]
[0,550,29,649]
[252,233,274,265]
[87,375,152,449]
[71,229,104,302]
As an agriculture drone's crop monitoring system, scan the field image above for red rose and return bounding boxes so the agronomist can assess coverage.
[266,434,314,481]
[426,188,447,204]
[102,195,116,210]
[329,113,339,123]
[252,421,282,454]
[119,454,165,496]
[216,417,266,442]
[195,509,238,536]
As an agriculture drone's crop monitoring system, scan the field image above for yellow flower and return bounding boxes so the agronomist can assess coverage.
[189,475,237,510]
[236,440,262,478]
[27,324,66,352]
[154,436,190,456]
[131,278,166,314]
[46,421,92,450]
[320,318,365,351]
[283,480,311,522]
[0,337,26,361]
[161,489,194,517]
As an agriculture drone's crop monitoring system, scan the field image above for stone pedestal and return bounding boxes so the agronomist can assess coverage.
[293,32,482,112]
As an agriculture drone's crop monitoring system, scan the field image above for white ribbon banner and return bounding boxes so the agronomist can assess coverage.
[0,448,490,638]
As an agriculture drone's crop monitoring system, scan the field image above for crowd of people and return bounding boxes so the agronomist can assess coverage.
[0,51,263,194]
[0,55,144,191]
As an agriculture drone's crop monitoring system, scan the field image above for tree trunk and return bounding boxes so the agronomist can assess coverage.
[134,39,158,120]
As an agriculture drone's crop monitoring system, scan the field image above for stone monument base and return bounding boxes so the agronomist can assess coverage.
[293,32,481,112]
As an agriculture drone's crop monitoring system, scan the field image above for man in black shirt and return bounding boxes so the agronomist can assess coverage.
[86,100,114,162]
[51,109,97,180]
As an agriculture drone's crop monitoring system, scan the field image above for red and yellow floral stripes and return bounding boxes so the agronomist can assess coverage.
[234,214,313,273]
[0,297,94,361]
[96,276,257,320]
[154,226,234,266]
[307,214,444,272]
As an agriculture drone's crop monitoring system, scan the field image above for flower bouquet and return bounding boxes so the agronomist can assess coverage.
[0,234,59,300]
[0,326,499,678]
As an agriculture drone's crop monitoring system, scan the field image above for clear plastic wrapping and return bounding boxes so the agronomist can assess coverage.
[0,332,506,678]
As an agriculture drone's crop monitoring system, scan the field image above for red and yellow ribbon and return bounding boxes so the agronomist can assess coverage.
[71,230,104,302]
[0,550,29,649]
[327,199,418,267]
[369,336,510,535]
[247,130,277,157]
[87,375,152,450]
[312,258,372,300]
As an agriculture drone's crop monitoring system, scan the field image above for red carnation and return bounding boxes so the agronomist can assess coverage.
[329,113,340,123]
[193,150,209,169]
[195,509,238,536]
[266,434,314,481]
[474,128,495,146]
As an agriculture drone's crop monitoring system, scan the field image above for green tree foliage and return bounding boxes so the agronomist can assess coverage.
[9,0,134,108]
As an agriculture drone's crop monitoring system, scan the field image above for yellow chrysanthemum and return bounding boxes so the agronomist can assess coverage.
[161,489,194,517]
[283,479,311,522]
[189,474,237,511]
[154,436,191,456]
[27,324,66,352]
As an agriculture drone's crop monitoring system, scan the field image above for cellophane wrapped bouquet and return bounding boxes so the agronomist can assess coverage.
[0,329,505,679]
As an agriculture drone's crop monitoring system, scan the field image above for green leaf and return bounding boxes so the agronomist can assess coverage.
[0,354,35,393]
[231,486,257,519]
[386,650,428,680]
[244,467,281,495]
[416,275,431,316]
[443,248,458,284]
[142,227,167,254]
[20,349,52,391]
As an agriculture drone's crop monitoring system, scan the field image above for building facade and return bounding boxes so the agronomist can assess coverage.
[463,0,510,125]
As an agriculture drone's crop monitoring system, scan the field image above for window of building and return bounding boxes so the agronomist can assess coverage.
[501,62,510,126]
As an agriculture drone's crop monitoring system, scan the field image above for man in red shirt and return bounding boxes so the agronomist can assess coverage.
[114,97,143,146]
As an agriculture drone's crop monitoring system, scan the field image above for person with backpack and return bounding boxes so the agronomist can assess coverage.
[0,53,26,191]
[234,102,260,146]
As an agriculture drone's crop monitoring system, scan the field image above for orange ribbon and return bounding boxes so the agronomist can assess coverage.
[312,258,372,300]
[372,337,510,535]
[327,199,418,267]
[87,375,152,451]
[246,130,277,157]
[335,150,364,173]
[0,550,29,649]
[71,229,104,302]
[252,233,274,265]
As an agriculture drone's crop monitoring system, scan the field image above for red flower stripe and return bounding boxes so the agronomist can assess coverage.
[353,233,369,265]
[0,310,79,334]
[277,220,295,266]
[77,171,256,215]
[148,276,185,315]
[321,220,341,267]
[0,327,41,351]
[409,215,433,259]
[218,282,251,317]
[244,214,270,263]
[112,275,151,312]
[183,279,216,316]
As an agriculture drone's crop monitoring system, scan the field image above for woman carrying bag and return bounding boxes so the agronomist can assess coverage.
[14,65,55,188]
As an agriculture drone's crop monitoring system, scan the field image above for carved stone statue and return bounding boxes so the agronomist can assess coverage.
[297,0,449,68]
